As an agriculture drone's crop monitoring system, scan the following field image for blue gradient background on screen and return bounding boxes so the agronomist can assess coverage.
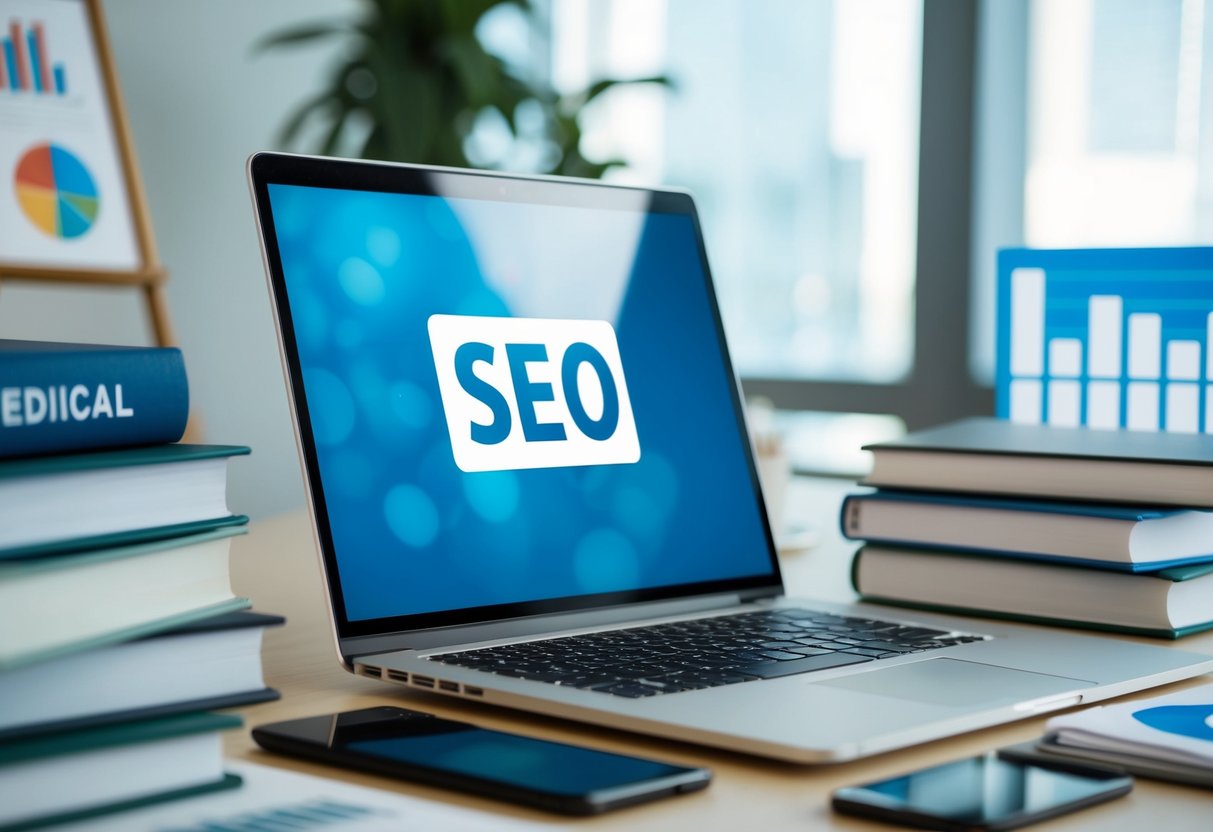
[268,183,773,621]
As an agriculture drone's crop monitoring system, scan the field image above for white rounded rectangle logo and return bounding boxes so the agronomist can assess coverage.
[428,315,641,472]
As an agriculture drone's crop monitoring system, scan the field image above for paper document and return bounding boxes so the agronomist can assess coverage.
[57,760,544,831]
[1047,683,1213,770]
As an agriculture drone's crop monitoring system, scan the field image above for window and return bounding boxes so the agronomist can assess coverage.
[1027,0,1203,248]
[552,0,923,383]
[973,0,1213,383]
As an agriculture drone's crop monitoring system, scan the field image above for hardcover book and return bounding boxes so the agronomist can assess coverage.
[0,339,188,459]
[851,543,1213,639]
[0,526,250,670]
[0,443,250,558]
[840,489,1213,571]
[0,610,283,741]
[0,712,241,831]
[862,417,1213,507]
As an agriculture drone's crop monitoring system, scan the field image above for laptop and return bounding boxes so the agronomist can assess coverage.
[248,152,1213,763]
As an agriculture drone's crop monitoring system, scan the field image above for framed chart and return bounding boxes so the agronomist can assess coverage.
[0,0,175,346]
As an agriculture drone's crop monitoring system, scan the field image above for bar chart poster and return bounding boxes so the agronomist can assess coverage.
[0,0,139,271]
[997,248,1213,434]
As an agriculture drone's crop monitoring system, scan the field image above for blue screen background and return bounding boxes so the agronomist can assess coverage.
[268,183,775,622]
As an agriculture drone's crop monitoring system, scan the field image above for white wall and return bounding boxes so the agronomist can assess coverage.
[0,1,359,517]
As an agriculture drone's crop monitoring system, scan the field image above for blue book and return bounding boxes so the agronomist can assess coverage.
[841,489,1213,572]
[0,339,188,459]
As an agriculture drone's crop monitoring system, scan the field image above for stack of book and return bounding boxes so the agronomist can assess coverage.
[0,339,282,830]
[843,417,1213,639]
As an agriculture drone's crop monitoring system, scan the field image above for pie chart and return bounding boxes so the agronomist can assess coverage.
[14,143,100,240]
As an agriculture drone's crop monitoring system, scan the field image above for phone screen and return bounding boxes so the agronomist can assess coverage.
[834,752,1131,829]
[255,707,702,804]
[347,726,688,796]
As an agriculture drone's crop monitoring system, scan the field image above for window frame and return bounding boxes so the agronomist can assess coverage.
[740,0,994,430]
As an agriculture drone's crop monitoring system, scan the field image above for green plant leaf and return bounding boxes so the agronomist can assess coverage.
[275,90,338,148]
[441,35,502,107]
[562,73,674,115]
[365,46,438,162]
[252,21,350,53]
[318,104,351,156]
[260,0,673,178]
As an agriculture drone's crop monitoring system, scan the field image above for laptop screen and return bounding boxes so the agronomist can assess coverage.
[252,155,781,637]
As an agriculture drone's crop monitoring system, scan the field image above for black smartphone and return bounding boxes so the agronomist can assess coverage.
[252,706,710,815]
[831,749,1132,831]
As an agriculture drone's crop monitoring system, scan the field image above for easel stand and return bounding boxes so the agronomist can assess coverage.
[0,264,176,348]
[1,0,198,441]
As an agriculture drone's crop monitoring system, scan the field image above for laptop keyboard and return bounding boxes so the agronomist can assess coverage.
[427,608,990,698]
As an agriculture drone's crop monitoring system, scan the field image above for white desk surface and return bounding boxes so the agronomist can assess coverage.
[227,478,1213,830]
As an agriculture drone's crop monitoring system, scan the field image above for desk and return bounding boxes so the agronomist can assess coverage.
[228,478,1213,830]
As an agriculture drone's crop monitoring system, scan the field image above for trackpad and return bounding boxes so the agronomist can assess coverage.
[813,659,1095,707]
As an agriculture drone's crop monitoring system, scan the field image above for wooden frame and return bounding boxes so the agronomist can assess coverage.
[0,0,176,347]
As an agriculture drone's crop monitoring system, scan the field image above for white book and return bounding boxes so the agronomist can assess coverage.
[0,527,249,671]
[0,611,281,739]
[0,712,239,830]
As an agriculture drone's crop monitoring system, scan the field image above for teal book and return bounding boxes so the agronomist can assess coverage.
[0,611,284,741]
[840,489,1213,572]
[0,443,249,559]
[0,526,250,670]
[862,416,1213,507]
[0,712,242,832]
[0,339,188,460]
[851,543,1213,639]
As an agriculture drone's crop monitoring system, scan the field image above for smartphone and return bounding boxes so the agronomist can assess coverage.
[252,706,710,815]
[831,749,1132,831]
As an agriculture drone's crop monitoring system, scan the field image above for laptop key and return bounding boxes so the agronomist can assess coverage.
[757,650,805,661]
[855,641,917,653]
[559,676,622,690]
[890,627,951,639]
[523,670,586,683]
[841,647,896,658]
[636,678,690,692]
[788,646,833,656]
[600,682,661,698]
[737,652,873,679]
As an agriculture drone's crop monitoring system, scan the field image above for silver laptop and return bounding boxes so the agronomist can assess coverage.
[248,152,1213,763]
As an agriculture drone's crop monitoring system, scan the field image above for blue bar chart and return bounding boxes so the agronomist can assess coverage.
[1,19,67,96]
[997,248,1213,433]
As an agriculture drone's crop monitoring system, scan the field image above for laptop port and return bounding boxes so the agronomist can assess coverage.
[438,680,459,692]
[355,664,382,679]
[385,668,409,683]
[411,675,435,688]
[465,686,484,697]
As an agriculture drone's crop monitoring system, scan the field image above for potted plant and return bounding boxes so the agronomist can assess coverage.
[258,0,670,178]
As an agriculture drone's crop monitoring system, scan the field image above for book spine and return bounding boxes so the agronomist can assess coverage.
[0,348,188,458]
[838,493,861,541]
